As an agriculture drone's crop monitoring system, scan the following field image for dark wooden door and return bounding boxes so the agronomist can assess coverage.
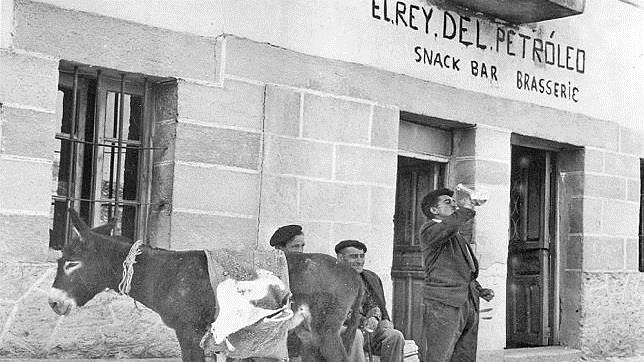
[507,146,556,347]
[392,156,445,348]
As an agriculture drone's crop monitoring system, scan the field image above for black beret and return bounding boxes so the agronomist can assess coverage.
[269,225,303,247]
[334,239,367,254]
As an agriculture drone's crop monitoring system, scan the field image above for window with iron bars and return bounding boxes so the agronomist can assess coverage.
[50,62,165,249]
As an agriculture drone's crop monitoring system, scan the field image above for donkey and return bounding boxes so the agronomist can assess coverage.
[48,210,364,361]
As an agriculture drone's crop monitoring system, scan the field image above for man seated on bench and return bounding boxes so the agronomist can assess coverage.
[336,239,405,362]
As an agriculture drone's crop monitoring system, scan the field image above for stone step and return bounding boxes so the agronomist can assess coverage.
[503,346,582,362]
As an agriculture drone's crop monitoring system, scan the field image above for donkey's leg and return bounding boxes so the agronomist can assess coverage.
[175,325,206,362]
[318,327,348,362]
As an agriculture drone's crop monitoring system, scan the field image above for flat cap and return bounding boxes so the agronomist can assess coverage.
[334,239,367,254]
[269,224,303,247]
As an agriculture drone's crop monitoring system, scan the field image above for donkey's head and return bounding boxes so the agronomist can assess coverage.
[48,209,118,315]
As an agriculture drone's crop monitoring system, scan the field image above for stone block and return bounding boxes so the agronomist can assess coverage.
[398,121,451,157]
[1,106,57,159]
[475,216,510,268]
[559,270,582,349]
[298,221,334,254]
[0,49,58,109]
[14,0,215,82]
[457,126,510,161]
[152,120,176,164]
[582,236,625,271]
[335,145,397,185]
[584,148,605,173]
[150,163,174,209]
[43,292,179,359]
[0,262,53,301]
[171,211,257,250]
[567,197,602,235]
[476,271,506,351]
[370,186,396,225]
[175,122,260,170]
[582,198,603,234]
[559,149,585,173]
[173,163,259,216]
[147,210,171,249]
[624,238,639,271]
[584,174,627,200]
[371,106,399,149]
[565,235,583,270]
[258,174,299,221]
[299,180,369,223]
[603,153,640,179]
[619,127,644,155]
[302,94,371,144]
[626,178,641,203]
[454,159,510,186]
[601,200,639,237]
[177,80,264,130]
[1,287,60,357]
[265,85,301,137]
[563,173,584,197]
[0,158,51,214]
[0,214,51,263]
[580,272,644,358]
[154,82,178,122]
[263,135,333,178]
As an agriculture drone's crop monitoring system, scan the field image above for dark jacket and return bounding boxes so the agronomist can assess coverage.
[419,208,480,308]
[360,269,391,322]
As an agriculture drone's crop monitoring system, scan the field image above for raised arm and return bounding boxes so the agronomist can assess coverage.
[420,208,476,248]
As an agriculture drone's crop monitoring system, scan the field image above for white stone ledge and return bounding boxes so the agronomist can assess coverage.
[263,171,396,189]
[177,117,262,134]
[0,208,49,217]
[0,154,52,165]
[176,160,259,174]
[0,102,56,114]
[172,208,256,219]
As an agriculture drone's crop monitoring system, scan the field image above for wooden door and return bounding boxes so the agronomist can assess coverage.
[507,146,557,347]
[392,156,446,348]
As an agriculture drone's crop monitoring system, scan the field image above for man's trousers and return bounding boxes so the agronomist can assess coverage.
[422,296,479,362]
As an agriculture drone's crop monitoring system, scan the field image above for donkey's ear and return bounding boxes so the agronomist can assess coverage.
[90,222,115,236]
[68,208,90,240]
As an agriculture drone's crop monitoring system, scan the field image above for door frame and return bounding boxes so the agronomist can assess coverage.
[510,134,562,346]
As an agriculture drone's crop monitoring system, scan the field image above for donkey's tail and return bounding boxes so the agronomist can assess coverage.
[341,279,365,353]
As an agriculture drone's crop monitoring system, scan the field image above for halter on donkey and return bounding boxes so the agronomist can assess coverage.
[48,209,364,361]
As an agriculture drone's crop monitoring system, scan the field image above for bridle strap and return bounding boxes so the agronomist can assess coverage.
[118,240,144,296]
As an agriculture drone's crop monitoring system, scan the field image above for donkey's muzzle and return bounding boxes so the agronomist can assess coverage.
[48,288,75,316]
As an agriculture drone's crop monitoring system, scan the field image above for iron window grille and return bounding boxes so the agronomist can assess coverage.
[50,62,167,249]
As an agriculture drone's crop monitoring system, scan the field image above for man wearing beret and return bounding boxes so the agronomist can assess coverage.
[268,224,306,361]
[336,239,405,362]
[269,224,305,253]
[419,188,494,362]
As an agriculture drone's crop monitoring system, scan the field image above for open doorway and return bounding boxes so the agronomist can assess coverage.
[506,145,558,347]
[391,156,446,350]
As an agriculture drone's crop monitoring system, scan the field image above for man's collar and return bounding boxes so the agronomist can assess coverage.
[431,218,442,223]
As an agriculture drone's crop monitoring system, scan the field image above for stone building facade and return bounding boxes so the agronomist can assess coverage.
[0,0,642,360]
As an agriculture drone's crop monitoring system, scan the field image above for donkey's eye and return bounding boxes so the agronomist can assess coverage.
[63,261,82,273]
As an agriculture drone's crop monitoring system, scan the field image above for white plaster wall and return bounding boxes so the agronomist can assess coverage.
[23,0,644,132]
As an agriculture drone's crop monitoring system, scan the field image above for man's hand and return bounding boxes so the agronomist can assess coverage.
[364,317,379,333]
[377,319,394,331]
[366,306,381,320]
[479,288,495,302]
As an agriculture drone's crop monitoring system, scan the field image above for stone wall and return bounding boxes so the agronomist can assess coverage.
[581,272,644,359]
[0,263,180,359]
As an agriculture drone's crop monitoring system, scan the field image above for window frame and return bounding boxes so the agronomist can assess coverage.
[51,65,156,249]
